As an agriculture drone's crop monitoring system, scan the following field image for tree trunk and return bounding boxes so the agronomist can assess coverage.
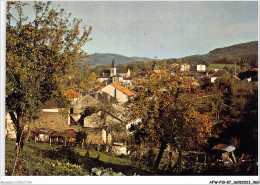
[16,116,25,150]
[154,141,167,170]
[170,147,183,173]
[25,119,32,142]
[12,116,25,176]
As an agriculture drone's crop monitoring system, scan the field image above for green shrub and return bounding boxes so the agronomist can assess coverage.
[5,141,89,176]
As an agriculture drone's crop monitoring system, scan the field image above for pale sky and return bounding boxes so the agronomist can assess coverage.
[29,1,259,58]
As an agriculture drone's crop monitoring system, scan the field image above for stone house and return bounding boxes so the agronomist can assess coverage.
[32,100,71,131]
[96,83,135,103]
[83,110,125,145]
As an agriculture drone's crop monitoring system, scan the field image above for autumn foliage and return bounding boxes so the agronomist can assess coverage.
[129,61,212,169]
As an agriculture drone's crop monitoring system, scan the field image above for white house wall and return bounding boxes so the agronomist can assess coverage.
[197,65,206,72]
[100,85,129,103]
[211,77,217,83]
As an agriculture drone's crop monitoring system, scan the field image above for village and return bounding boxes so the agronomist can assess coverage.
[5,58,258,175]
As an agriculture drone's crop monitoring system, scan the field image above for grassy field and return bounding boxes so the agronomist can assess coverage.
[5,140,144,176]
[5,140,89,175]
[208,63,240,71]
[5,139,257,176]
[209,63,235,68]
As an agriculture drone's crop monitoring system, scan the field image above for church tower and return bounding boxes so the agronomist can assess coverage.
[110,58,116,77]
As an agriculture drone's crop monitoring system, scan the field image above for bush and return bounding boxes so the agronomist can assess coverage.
[5,141,89,176]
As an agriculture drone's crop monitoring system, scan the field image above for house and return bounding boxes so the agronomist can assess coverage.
[238,68,258,82]
[72,94,100,114]
[126,118,142,136]
[197,64,206,72]
[96,83,135,103]
[33,100,71,132]
[210,69,230,83]
[180,63,190,72]
[83,110,125,145]
[153,64,166,74]
[97,59,131,84]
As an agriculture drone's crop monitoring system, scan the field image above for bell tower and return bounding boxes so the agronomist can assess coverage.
[110,58,116,77]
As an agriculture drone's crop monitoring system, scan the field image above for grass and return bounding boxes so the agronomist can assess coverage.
[5,139,138,176]
[208,63,240,72]
[74,147,132,166]
[5,140,89,176]
[6,139,257,176]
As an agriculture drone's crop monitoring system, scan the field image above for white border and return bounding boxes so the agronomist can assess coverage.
[0,0,6,178]
[0,176,259,185]
[0,1,259,185]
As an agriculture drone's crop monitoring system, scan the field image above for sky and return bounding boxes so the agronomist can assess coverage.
[25,1,259,59]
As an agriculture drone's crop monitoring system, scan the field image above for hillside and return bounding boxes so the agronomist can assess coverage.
[181,41,258,62]
[83,53,150,67]
[78,41,257,68]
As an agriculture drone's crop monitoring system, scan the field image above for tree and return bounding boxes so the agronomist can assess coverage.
[6,1,92,158]
[128,63,212,170]
[210,92,227,121]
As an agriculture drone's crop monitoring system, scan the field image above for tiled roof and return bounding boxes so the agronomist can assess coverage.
[60,129,77,138]
[33,128,57,136]
[41,100,59,109]
[110,83,135,96]
[211,69,230,78]
[252,68,258,71]
[97,83,135,97]
[212,143,235,152]
[212,143,229,150]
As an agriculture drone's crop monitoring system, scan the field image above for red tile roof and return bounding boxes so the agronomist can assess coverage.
[212,143,229,151]
[41,100,59,109]
[97,83,135,97]
[252,68,258,71]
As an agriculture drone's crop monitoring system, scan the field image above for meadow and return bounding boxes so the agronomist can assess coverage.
[6,139,257,176]
[208,63,240,71]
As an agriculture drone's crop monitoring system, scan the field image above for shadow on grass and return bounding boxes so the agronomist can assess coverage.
[35,146,157,176]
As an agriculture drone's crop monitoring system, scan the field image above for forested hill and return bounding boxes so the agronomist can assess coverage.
[82,53,150,67]
[180,41,258,62]
[79,41,257,68]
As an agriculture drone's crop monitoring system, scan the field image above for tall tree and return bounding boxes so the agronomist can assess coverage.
[6,1,92,150]
[129,63,212,170]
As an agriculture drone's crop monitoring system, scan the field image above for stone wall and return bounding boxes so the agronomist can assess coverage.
[33,111,70,132]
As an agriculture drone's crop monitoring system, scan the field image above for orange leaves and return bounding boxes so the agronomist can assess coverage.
[63,89,79,99]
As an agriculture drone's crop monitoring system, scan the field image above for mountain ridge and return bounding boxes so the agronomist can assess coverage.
[81,41,258,67]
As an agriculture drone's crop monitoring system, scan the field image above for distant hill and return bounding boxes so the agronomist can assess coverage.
[180,41,258,63]
[82,53,150,67]
[78,41,257,68]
